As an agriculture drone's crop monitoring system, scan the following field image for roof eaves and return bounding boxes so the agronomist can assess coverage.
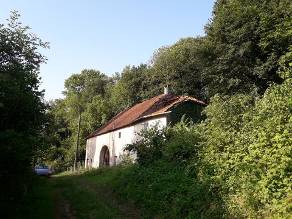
[87,111,171,139]
[86,94,206,139]
[138,111,171,120]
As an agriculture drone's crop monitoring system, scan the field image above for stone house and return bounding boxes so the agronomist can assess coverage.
[85,89,206,168]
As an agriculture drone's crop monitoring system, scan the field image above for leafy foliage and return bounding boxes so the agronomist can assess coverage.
[203,0,291,96]
[201,80,292,217]
[115,121,225,218]
[110,64,149,113]
[148,38,209,99]
[123,79,291,217]
[111,163,225,218]
[33,0,291,217]
[44,69,115,170]
[125,125,167,166]
[164,119,203,164]
[0,11,48,211]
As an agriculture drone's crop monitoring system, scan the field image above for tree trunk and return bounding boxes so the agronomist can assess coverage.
[74,111,81,171]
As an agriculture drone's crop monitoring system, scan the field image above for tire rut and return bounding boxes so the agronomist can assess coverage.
[53,188,76,219]
[75,178,141,219]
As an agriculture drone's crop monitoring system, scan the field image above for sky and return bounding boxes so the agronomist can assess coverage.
[0,0,215,100]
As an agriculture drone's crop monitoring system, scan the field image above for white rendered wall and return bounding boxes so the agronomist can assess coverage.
[86,116,167,168]
[85,137,96,168]
[148,116,167,128]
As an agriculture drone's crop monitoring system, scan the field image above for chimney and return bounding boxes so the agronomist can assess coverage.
[164,86,169,95]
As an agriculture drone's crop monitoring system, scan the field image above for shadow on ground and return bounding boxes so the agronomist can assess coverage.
[13,169,141,219]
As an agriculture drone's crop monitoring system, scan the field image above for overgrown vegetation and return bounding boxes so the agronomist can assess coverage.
[0,11,48,214]
[115,77,291,217]
[200,80,292,217]
[42,0,291,174]
[1,0,291,217]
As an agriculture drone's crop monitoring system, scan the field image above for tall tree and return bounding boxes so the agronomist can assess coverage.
[148,37,210,99]
[62,69,113,165]
[110,64,149,113]
[43,99,72,170]
[204,0,292,96]
[0,11,48,208]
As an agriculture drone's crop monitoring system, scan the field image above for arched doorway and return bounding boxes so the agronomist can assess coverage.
[99,146,110,167]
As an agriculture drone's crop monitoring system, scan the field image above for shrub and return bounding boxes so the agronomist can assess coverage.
[119,79,291,218]
[122,120,226,218]
[201,79,292,217]
[111,161,225,218]
[163,119,203,165]
[125,125,167,165]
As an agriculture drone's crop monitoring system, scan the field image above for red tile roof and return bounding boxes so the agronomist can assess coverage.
[87,93,206,138]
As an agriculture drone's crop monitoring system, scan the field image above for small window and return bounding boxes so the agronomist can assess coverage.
[118,132,121,138]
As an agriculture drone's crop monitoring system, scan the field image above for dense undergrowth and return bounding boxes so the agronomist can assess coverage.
[92,78,292,218]
[14,76,290,219]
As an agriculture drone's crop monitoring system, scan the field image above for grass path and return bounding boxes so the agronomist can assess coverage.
[18,170,141,219]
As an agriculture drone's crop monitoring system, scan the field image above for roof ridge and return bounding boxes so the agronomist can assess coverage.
[138,93,178,119]
[87,93,206,139]
[181,95,206,105]
[109,94,163,128]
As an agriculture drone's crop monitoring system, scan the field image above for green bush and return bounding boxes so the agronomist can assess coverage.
[164,120,203,165]
[201,79,292,217]
[110,162,225,218]
[120,79,291,218]
[125,125,167,165]
[122,121,226,218]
